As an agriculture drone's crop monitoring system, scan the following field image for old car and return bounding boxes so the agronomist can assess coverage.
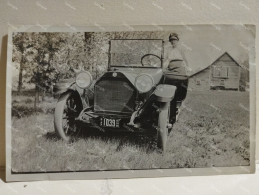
[54,39,187,151]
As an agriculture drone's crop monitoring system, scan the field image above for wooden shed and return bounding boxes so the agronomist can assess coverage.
[189,52,242,91]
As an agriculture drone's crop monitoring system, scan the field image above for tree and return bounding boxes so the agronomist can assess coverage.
[29,33,67,103]
[52,33,87,79]
[13,32,67,107]
[240,59,249,91]
[12,32,34,92]
[12,30,167,103]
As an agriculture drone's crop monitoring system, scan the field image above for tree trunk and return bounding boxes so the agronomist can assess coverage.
[42,89,46,102]
[84,32,93,73]
[34,84,40,111]
[34,66,40,110]
[17,55,25,93]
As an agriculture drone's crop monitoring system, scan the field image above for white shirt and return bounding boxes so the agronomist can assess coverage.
[164,44,189,72]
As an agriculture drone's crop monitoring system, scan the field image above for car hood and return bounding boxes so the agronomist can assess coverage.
[113,68,163,86]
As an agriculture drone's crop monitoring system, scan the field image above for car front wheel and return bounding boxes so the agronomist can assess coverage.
[54,91,83,141]
[157,102,170,151]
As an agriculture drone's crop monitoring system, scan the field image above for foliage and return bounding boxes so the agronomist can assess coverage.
[12,31,166,91]
[239,59,249,91]
[13,32,68,92]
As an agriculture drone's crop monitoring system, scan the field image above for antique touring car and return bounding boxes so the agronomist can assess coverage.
[54,39,188,151]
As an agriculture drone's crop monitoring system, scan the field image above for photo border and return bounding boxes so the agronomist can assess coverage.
[6,25,256,182]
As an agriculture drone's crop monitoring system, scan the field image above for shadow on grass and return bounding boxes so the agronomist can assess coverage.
[44,131,60,141]
[84,128,158,153]
[44,126,158,153]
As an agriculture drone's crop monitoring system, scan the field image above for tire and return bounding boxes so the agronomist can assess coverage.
[157,102,170,151]
[54,91,82,141]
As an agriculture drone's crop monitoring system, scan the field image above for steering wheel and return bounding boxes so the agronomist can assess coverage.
[141,54,161,67]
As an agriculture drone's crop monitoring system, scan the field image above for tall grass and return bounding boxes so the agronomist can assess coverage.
[11,91,250,172]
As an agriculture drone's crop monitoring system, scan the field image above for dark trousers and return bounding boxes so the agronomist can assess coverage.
[163,76,189,102]
[163,75,188,122]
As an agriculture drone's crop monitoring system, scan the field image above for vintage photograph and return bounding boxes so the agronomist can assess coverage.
[8,25,254,177]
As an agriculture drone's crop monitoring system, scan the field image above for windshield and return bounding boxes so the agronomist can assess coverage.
[110,39,163,68]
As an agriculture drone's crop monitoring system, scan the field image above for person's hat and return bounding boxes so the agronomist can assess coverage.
[169,33,179,41]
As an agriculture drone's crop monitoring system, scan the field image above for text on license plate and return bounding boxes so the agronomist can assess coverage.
[100,118,120,128]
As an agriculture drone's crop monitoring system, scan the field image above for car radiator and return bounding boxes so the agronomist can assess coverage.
[94,79,136,114]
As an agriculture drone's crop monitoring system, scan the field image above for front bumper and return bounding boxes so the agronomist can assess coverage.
[75,108,150,132]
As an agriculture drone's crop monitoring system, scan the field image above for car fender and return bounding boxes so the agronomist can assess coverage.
[53,79,76,95]
[154,84,176,102]
[54,79,92,108]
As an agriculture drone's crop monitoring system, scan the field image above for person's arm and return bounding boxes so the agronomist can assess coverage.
[180,48,191,74]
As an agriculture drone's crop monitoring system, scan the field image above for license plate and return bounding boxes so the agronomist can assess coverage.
[100,118,121,128]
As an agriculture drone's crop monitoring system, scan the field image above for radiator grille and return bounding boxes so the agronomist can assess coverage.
[94,79,135,114]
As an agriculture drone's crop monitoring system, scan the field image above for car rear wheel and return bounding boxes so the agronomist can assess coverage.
[54,91,82,141]
[157,102,170,151]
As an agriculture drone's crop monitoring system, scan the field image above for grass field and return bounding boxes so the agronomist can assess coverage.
[11,90,250,172]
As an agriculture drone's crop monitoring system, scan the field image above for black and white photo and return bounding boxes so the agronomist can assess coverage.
[6,25,256,181]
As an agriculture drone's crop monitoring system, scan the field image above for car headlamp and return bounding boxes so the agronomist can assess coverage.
[75,71,92,89]
[135,74,154,93]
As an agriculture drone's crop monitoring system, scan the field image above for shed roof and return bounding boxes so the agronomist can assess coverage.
[189,52,241,78]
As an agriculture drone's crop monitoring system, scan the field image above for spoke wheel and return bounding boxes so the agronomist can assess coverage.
[54,91,82,141]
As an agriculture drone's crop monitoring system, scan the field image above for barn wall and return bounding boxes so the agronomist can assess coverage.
[189,68,210,91]
[210,54,240,90]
